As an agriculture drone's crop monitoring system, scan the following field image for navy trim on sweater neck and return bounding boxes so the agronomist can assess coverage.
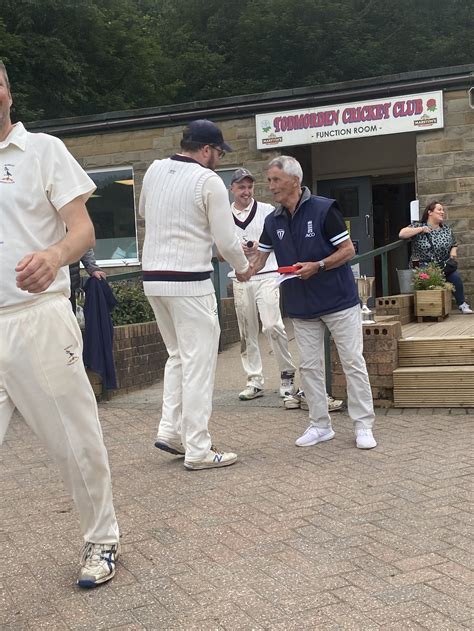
[232,199,258,231]
[170,153,207,167]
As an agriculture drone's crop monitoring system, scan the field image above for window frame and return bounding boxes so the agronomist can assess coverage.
[85,165,140,268]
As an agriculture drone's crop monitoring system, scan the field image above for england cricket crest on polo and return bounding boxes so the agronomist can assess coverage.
[277,229,285,240]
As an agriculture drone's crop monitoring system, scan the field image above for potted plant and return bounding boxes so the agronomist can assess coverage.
[412,263,454,320]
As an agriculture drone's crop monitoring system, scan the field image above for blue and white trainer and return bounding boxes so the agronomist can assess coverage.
[77,542,120,588]
[184,445,237,470]
[154,437,185,456]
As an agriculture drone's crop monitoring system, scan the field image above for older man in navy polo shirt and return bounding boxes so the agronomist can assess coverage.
[253,156,376,450]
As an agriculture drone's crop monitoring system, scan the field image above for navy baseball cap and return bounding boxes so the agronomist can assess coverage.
[231,168,255,184]
[182,119,233,152]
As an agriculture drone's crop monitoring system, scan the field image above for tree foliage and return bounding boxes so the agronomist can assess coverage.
[1,0,473,122]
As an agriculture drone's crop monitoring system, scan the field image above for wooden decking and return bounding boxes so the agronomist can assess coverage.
[401,311,474,338]
[394,311,474,407]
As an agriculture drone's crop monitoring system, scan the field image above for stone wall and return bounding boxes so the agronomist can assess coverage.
[63,117,278,262]
[416,90,474,305]
[64,92,473,306]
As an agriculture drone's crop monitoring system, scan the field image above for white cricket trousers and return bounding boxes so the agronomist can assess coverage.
[292,304,374,430]
[233,277,295,388]
[0,295,119,544]
[147,294,220,462]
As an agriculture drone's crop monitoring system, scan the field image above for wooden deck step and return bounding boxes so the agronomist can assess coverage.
[398,336,474,366]
[393,366,474,407]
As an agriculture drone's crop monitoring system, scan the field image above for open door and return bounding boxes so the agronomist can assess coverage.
[317,177,374,277]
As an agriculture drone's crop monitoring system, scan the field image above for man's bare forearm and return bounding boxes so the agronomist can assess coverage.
[253,251,270,273]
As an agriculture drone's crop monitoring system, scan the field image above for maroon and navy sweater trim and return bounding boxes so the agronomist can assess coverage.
[143,270,211,282]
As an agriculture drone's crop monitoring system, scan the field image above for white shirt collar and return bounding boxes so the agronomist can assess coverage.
[232,198,254,218]
[0,122,27,151]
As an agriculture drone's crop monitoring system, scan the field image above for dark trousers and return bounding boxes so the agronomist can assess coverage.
[445,270,465,306]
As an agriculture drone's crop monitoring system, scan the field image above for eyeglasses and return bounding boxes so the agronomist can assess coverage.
[209,145,226,159]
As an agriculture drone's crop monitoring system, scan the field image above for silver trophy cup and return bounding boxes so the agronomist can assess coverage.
[357,276,376,324]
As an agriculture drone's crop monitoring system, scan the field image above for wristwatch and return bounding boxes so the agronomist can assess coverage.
[318,259,326,272]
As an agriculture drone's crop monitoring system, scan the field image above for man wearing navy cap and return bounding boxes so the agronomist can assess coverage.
[139,119,252,470]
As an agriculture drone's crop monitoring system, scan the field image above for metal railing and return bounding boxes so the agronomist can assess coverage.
[351,239,405,296]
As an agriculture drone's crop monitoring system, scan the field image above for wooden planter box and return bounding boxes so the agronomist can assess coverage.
[414,289,452,321]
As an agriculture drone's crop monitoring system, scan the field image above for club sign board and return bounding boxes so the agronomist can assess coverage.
[256,91,443,149]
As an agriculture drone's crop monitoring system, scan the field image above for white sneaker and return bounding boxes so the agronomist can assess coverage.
[327,395,344,412]
[284,390,343,413]
[279,371,296,397]
[239,386,263,400]
[295,425,335,447]
[283,389,305,409]
[184,445,237,470]
[356,428,377,449]
[459,302,473,314]
[77,542,120,588]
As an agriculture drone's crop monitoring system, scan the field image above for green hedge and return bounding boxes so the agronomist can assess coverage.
[110,280,155,326]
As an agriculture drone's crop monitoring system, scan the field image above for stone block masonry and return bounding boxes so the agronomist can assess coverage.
[416,90,474,306]
[331,321,402,407]
[376,294,414,325]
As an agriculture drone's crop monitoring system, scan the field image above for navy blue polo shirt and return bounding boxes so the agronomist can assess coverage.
[259,187,359,319]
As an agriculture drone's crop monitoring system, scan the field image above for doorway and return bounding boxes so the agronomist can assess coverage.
[317,175,414,296]
[372,178,414,295]
[317,176,374,278]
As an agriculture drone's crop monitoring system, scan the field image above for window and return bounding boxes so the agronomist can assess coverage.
[329,186,359,218]
[86,167,139,266]
[215,168,238,298]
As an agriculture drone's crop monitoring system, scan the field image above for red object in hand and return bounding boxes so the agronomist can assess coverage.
[278,265,300,274]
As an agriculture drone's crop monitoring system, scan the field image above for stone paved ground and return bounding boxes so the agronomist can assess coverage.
[1,330,473,630]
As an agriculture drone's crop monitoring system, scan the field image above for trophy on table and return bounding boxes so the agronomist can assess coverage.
[357,276,376,324]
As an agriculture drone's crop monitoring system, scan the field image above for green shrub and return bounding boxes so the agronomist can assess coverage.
[110,280,155,325]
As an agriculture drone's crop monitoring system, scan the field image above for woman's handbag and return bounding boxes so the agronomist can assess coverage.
[425,232,457,276]
[443,257,458,276]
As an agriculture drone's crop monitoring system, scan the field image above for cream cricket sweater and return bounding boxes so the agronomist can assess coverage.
[139,154,249,296]
[228,199,279,280]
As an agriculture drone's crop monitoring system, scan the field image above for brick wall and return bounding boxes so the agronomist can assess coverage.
[331,321,402,407]
[416,90,474,305]
[220,297,240,348]
[112,321,168,392]
[88,297,242,397]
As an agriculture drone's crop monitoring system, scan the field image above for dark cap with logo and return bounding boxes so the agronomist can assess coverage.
[231,168,255,184]
[182,119,233,152]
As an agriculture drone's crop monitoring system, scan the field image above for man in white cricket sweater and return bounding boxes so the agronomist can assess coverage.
[139,120,252,471]
[227,168,297,401]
